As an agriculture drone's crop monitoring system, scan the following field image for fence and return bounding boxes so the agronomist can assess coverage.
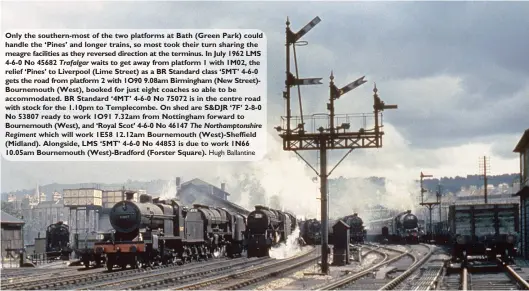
[1,248,71,268]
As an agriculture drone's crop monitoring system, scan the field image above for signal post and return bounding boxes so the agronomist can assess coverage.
[419,172,438,242]
[276,17,398,274]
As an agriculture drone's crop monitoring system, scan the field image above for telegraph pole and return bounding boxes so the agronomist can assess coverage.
[276,17,397,274]
[419,172,438,242]
[436,184,443,223]
[479,156,490,204]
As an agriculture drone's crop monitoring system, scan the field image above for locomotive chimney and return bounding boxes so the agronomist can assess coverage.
[176,177,181,187]
[125,191,135,201]
[152,197,160,204]
[221,183,226,191]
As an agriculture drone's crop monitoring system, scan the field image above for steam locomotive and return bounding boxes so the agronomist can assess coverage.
[366,210,420,244]
[299,214,366,246]
[94,192,247,271]
[299,219,323,245]
[246,206,297,257]
[343,213,366,244]
[46,221,73,260]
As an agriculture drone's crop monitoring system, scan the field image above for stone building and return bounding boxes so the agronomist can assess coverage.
[515,128,529,258]
[177,178,249,215]
[1,211,25,258]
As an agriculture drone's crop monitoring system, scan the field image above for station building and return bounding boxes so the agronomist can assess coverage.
[514,128,529,258]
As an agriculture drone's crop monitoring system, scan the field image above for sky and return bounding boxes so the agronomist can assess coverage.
[1,1,528,208]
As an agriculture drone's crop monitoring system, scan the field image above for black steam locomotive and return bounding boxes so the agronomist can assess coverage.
[46,221,73,260]
[366,210,420,244]
[95,192,247,271]
[343,213,366,244]
[246,206,297,257]
[300,214,366,246]
[299,219,322,245]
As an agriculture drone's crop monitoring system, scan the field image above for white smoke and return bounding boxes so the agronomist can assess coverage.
[268,227,303,259]
[159,179,178,200]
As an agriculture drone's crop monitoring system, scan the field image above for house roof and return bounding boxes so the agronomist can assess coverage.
[181,178,230,196]
[180,182,249,215]
[1,211,25,225]
[515,186,529,198]
[514,129,529,153]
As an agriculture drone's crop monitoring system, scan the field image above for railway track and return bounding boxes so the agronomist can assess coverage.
[383,244,442,290]
[443,258,529,290]
[164,246,317,290]
[0,265,107,288]
[1,258,227,290]
[315,244,424,290]
[79,256,271,290]
[1,266,73,280]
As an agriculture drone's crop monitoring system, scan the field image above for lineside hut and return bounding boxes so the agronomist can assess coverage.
[1,211,25,260]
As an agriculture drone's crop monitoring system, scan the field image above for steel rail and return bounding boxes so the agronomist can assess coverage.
[315,245,409,290]
[171,247,317,290]
[498,258,529,290]
[460,267,468,291]
[378,244,434,290]
[76,257,266,290]
[422,264,445,291]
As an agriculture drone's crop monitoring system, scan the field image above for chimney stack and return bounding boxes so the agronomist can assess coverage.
[176,177,182,200]
[221,183,226,192]
[125,191,135,201]
[176,177,181,187]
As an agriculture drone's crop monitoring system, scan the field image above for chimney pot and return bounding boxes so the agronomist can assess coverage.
[125,191,135,201]
[221,183,226,192]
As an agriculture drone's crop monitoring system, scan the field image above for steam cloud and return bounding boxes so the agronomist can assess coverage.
[155,126,420,222]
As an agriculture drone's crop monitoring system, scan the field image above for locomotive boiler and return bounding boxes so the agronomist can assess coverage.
[95,192,246,271]
[395,210,420,243]
[246,205,296,258]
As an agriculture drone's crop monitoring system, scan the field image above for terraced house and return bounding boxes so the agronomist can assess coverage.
[514,128,529,258]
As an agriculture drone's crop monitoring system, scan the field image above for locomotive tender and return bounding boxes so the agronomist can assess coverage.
[45,221,73,260]
[94,192,247,271]
[246,205,297,257]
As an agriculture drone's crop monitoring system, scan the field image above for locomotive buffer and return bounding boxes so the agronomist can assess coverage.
[275,16,397,274]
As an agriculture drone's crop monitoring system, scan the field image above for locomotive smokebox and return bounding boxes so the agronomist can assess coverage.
[401,213,418,230]
[109,200,164,235]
